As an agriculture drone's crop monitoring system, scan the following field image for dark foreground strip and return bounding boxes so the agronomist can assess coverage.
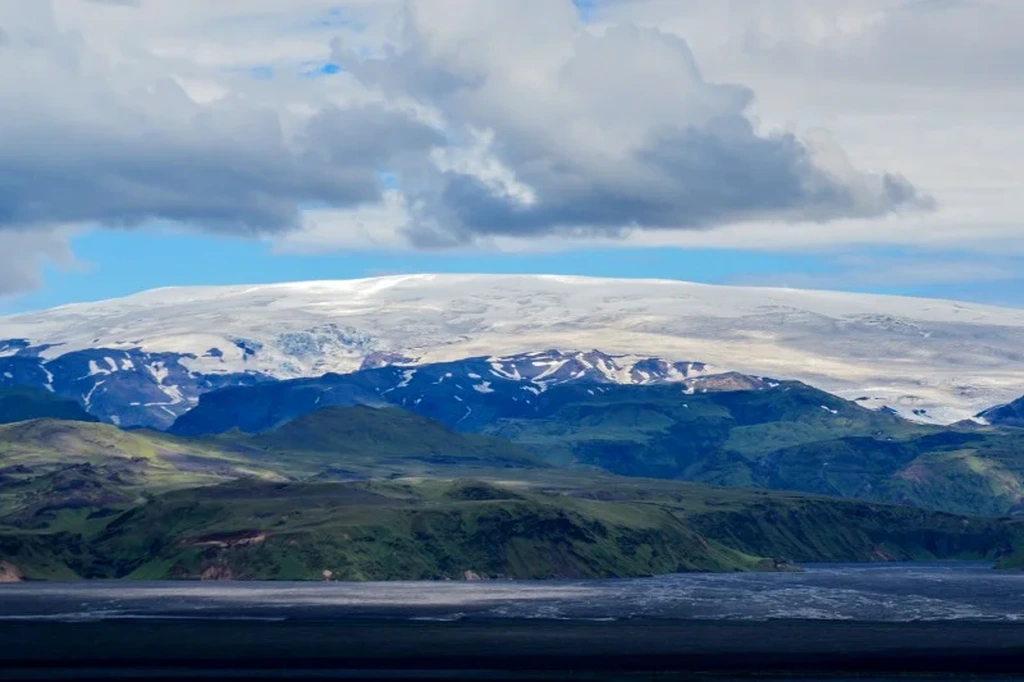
[1,620,1024,680]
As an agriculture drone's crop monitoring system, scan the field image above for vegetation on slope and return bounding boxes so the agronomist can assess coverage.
[0,419,283,524]
[0,406,543,524]
[3,388,1024,581]
[236,406,544,474]
[90,479,761,581]
[2,475,1020,581]
[165,364,1024,517]
[483,383,1024,516]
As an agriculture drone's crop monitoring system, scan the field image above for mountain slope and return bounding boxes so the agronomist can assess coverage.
[169,367,1024,516]
[241,406,544,471]
[92,479,759,580]
[0,387,97,425]
[4,477,1021,581]
[483,383,1024,516]
[980,395,1024,428]
[0,406,546,528]
[4,274,1024,427]
[170,352,729,436]
[0,419,284,524]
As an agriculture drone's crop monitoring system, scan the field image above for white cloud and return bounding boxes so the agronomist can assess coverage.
[0,228,80,296]
[0,0,441,234]
[0,0,1020,294]
[327,2,922,245]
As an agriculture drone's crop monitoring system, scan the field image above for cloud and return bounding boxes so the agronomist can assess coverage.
[0,229,79,296]
[333,5,924,243]
[598,0,1024,90]
[0,0,438,236]
[15,0,1022,297]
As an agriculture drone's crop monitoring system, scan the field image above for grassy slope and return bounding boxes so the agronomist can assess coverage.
[0,419,284,523]
[3,476,1020,581]
[485,383,1024,516]
[228,406,544,476]
[93,479,761,581]
[547,479,1023,565]
[2,399,1022,580]
[0,407,543,522]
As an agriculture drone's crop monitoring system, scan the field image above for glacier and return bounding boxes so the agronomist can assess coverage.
[1,274,1023,428]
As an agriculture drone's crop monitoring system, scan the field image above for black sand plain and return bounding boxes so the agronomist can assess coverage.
[2,618,1024,681]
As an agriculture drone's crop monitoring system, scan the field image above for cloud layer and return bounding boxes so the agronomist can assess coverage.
[7,0,1024,300]
[0,1,444,235]
[334,5,922,244]
[0,0,938,294]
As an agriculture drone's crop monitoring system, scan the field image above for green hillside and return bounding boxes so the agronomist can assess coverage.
[237,406,544,474]
[484,383,1024,516]
[2,475,1021,581]
[0,406,549,532]
[0,419,284,525]
[3,394,1024,581]
[91,479,763,581]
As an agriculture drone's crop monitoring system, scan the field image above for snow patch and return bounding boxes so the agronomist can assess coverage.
[88,360,111,377]
[489,361,522,381]
[148,362,169,384]
[160,384,185,403]
[83,380,104,408]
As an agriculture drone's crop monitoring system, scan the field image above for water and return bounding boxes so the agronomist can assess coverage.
[3,562,1024,623]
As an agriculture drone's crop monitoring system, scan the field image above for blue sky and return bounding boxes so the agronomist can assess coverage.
[4,229,1022,315]
[1,0,1023,314]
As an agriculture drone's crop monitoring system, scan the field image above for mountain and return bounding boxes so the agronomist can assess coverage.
[3,275,1024,428]
[479,382,1024,516]
[3,390,1023,580]
[979,395,1024,428]
[0,405,549,527]
[170,350,727,436]
[0,387,97,425]
[171,368,1024,516]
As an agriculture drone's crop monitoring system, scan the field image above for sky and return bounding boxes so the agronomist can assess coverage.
[1,0,1023,313]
